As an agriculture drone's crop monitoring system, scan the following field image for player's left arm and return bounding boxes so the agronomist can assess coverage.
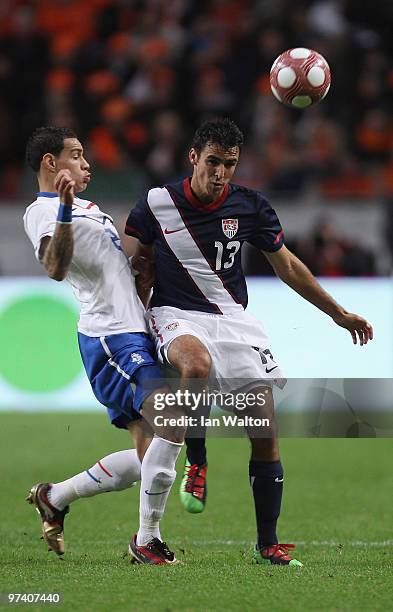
[263,245,373,345]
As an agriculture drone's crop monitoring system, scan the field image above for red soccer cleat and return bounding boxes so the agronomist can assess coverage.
[128,534,179,565]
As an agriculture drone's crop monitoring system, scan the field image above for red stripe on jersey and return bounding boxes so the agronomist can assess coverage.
[150,315,164,344]
[274,229,284,244]
[72,201,96,209]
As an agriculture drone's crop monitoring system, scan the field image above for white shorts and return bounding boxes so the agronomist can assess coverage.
[148,306,285,393]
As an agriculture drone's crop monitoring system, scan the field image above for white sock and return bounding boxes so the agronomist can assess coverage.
[48,449,141,510]
[137,436,183,546]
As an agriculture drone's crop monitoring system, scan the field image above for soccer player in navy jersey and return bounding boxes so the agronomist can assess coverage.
[24,127,186,565]
[125,117,373,566]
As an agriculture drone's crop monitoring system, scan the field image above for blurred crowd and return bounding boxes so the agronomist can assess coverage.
[245,217,377,276]
[0,0,392,275]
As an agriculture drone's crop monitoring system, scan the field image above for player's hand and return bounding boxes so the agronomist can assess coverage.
[55,169,75,206]
[133,255,154,288]
[332,312,373,346]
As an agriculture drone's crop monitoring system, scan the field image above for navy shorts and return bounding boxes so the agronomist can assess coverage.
[78,332,163,429]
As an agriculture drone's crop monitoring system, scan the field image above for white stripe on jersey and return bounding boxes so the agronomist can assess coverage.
[147,187,243,314]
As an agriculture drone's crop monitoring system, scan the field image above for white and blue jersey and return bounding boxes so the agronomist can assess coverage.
[24,192,162,428]
[24,193,147,335]
[125,178,284,315]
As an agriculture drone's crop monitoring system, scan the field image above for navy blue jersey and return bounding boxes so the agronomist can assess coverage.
[125,178,284,314]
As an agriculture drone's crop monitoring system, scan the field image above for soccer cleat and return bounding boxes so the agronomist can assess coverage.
[252,543,303,567]
[128,535,179,565]
[179,460,207,513]
[26,483,69,556]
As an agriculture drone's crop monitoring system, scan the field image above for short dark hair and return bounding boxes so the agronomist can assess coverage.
[191,117,244,154]
[25,126,77,172]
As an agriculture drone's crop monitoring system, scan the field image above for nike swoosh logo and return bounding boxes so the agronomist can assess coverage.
[274,477,284,483]
[266,366,278,374]
[145,489,170,496]
[164,228,183,234]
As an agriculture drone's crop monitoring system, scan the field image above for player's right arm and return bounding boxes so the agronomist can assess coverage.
[124,193,155,307]
[249,193,373,345]
[264,244,373,345]
[40,170,75,281]
[132,242,154,307]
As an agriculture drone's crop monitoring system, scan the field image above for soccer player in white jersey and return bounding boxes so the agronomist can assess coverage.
[23,126,186,565]
[125,117,374,567]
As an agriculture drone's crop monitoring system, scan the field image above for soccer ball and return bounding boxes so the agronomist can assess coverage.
[270,47,331,108]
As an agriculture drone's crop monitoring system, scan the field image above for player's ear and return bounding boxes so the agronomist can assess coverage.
[42,153,57,173]
[189,148,198,166]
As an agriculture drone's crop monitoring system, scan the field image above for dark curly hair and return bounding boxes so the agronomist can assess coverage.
[26,126,76,172]
[191,117,244,154]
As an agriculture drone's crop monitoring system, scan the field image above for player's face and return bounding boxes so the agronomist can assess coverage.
[55,138,91,193]
[189,142,239,202]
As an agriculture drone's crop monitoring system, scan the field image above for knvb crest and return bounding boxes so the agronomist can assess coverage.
[131,353,144,365]
[222,218,238,239]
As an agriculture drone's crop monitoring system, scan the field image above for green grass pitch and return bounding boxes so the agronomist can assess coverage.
[1,413,392,611]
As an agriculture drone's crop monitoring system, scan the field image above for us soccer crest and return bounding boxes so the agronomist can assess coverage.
[222,218,238,239]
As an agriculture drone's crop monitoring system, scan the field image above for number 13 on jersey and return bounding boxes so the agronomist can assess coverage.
[214,240,240,271]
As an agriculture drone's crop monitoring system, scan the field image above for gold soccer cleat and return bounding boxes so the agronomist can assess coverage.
[26,483,69,556]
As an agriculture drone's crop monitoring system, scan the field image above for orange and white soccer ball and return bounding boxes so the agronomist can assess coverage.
[270,47,331,108]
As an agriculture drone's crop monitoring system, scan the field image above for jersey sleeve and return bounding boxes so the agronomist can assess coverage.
[125,193,154,245]
[247,192,284,252]
[23,203,57,260]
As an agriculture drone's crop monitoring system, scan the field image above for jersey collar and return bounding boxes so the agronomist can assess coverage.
[183,177,229,211]
[37,191,58,197]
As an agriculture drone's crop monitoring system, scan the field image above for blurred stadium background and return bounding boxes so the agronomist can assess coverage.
[0,0,391,411]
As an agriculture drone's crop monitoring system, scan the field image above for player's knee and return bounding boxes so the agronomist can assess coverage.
[159,424,186,445]
[180,353,211,379]
[250,437,280,461]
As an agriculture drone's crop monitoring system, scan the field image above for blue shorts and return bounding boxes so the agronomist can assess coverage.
[78,332,163,429]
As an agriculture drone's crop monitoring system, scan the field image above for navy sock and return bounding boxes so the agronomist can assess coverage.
[185,437,207,466]
[249,459,283,548]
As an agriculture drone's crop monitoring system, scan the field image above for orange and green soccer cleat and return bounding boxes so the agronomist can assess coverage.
[179,460,207,513]
[252,543,303,567]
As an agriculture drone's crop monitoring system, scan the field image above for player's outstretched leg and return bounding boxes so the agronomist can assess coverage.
[179,437,208,513]
[26,449,142,555]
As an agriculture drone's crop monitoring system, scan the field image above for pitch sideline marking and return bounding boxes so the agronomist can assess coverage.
[92,539,393,547]
[173,539,393,547]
